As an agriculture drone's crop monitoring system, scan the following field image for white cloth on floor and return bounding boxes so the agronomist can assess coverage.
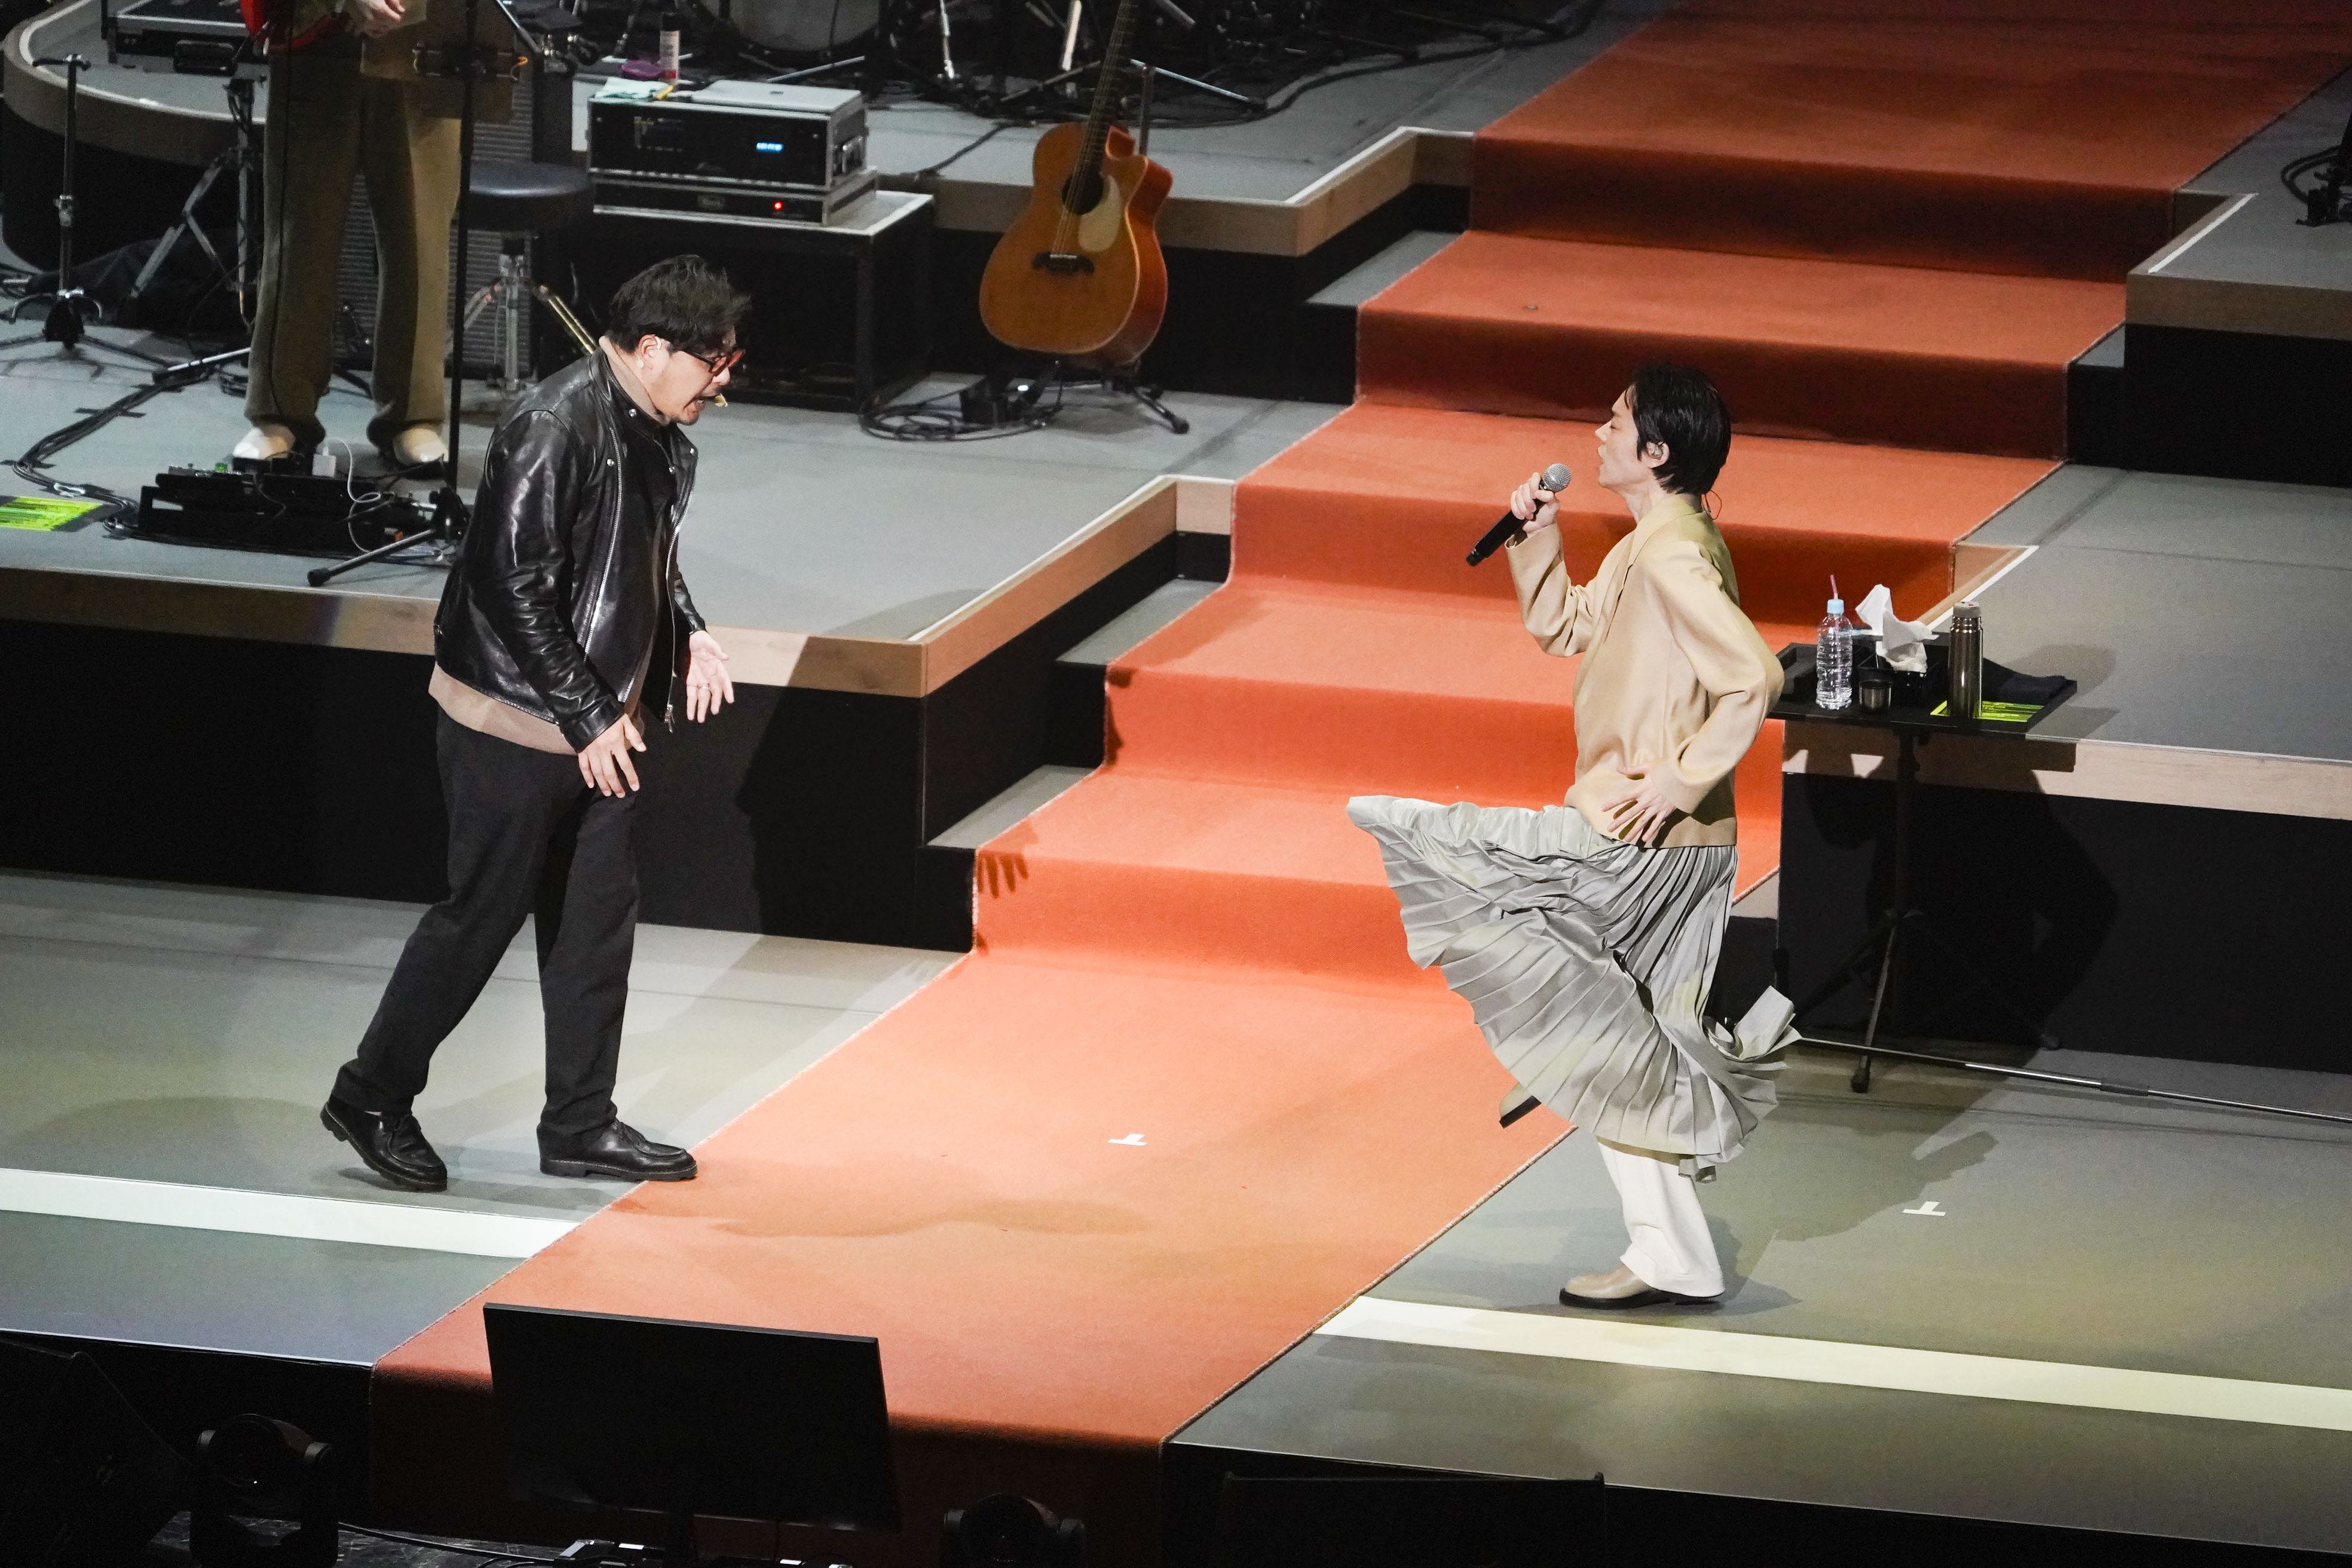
[1600,1139,1725,1298]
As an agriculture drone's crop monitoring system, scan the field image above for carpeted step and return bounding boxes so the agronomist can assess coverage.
[972,761,1784,987]
[1472,1,2352,281]
[1104,583,1582,801]
[1102,577,1796,806]
[1232,403,2051,620]
[1357,232,2121,457]
[970,773,1437,988]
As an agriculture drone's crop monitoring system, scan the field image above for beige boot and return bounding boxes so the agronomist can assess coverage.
[1560,1263,1717,1310]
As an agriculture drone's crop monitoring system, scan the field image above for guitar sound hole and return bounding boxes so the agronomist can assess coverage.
[1059,169,1107,215]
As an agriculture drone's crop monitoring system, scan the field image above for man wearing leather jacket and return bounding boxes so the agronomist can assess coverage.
[320,256,748,1192]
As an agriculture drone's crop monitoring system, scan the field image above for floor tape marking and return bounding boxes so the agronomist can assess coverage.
[0,1166,575,1259]
[1319,1296,2352,1432]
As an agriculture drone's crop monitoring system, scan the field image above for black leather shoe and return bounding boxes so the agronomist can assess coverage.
[320,1095,448,1192]
[539,1120,698,1182]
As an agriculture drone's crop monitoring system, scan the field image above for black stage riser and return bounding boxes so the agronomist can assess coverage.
[1778,773,2352,1071]
[1162,1444,2350,1568]
[2122,324,2352,489]
[1,538,1176,949]
[908,183,1471,402]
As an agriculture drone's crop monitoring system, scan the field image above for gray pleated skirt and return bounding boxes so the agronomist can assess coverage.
[1348,795,1779,1169]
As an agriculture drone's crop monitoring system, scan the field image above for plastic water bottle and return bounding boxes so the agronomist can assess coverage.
[1815,589,1853,711]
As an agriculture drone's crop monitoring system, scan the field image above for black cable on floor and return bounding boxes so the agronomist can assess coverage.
[9,374,187,520]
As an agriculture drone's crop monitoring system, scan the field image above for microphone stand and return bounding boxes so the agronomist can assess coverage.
[1,55,166,369]
[310,0,534,587]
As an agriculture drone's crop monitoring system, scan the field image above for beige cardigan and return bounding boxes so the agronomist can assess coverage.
[1505,493,1782,847]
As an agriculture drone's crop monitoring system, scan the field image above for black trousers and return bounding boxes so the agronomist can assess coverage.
[335,712,638,1139]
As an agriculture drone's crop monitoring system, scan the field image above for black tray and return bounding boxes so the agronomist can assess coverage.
[1771,639,2075,737]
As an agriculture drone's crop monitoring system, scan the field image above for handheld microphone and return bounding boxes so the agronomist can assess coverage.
[1466,463,1572,566]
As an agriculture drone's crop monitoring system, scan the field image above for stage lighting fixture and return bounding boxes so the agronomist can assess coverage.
[941,1493,1087,1568]
[189,1415,339,1568]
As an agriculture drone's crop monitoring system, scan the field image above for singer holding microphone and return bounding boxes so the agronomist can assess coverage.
[1349,363,1793,1309]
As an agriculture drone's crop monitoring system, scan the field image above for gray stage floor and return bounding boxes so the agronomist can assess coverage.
[0,330,1336,637]
[1180,1047,2352,1553]
[2170,64,2352,299]
[0,869,951,1362]
[1965,466,2352,762]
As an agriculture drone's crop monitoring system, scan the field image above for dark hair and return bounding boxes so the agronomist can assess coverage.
[1626,362,1732,498]
[607,256,751,360]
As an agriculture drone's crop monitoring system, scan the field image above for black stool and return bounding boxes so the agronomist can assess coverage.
[458,159,598,395]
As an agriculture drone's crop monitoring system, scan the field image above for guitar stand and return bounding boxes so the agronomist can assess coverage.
[1081,365,1187,433]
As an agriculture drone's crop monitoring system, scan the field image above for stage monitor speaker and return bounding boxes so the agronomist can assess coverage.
[1212,1474,1606,1568]
[0,1337,191,1567]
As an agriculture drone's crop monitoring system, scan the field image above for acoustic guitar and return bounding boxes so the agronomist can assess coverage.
[978,0,1173,366]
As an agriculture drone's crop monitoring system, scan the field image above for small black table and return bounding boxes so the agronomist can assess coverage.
[1771,644,2077,1092]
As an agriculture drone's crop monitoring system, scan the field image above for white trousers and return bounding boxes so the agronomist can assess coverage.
[1599,1140,1725,1298]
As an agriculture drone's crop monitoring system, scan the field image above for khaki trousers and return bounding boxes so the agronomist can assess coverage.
[246,38,460,450]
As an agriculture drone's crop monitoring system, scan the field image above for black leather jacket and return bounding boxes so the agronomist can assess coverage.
[434,351,705,751]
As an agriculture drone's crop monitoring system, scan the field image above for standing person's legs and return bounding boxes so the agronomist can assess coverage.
[244,41,366,450]
[532,786,639,1141]
[357,77,461,454]
[1598,1140,1724,1298]
[331,717,577,1121]
[531,777,699,1182]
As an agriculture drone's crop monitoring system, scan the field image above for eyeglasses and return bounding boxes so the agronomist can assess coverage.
[667,342,743,381]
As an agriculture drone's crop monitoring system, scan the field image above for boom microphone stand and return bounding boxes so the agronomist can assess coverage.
[309,0,532,587]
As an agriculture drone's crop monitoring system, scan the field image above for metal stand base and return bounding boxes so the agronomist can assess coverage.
[1791,727,2055,1094]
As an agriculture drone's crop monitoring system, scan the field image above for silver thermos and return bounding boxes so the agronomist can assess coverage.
[1947,600,1983,721]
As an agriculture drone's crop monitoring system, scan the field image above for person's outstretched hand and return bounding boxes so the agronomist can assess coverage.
[685,630,734,722]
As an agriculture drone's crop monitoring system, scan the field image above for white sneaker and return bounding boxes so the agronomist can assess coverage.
[387,424,447,469]
[231,422,295,461]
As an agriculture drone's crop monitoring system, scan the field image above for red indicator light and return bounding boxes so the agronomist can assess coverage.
[771,200,784,212]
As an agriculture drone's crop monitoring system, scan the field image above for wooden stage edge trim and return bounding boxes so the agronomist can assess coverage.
[899,125,1474,257]
[2129,194,2352,344]
[1785,730,2352,825]
[0,476,1239,699]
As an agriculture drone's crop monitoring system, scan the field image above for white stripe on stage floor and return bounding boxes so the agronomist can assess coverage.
[1319,1296,2352,1433]
[0,1166,575,1259]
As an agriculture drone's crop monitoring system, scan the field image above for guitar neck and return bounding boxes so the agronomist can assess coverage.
[1076,0,1146,178]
